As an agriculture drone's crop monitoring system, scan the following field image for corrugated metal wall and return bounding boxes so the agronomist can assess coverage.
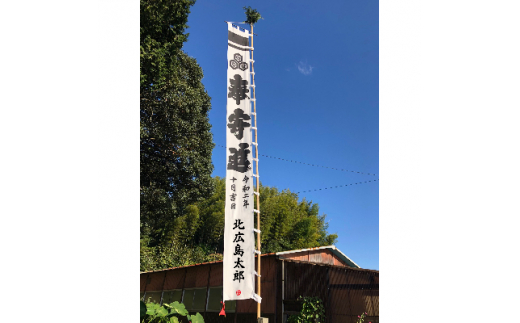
[141,255,379,323]
[283,259,379,323]
[163,267,186,290]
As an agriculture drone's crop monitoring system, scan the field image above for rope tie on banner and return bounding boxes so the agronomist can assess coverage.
[253,173,259,178]
[252,293,262,303]
[253,209,260,214]
[252,142,258,146]
[254,270,261,277]
[253,158,259,162]
[251,112,256,116]
[250,98,256,101]
[254,250,261,255]
[251,127,257,130]
[253,191,260,196]
[253,228,261,233]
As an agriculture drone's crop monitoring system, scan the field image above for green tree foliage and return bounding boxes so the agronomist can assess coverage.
[140,240,223,272]
[189,177,338,254]
[192,177,226,248]
[258,182,338,253]
[140,0,214,247]
[141,177,338,271]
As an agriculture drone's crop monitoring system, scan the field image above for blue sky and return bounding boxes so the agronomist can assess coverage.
[5,1,518,320]
[183,0,379,270]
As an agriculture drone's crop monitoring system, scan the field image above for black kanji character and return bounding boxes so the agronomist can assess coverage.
[231,203,236,210]
[228,74,249,105]
[233,219,245,230]
[243,175,249,184]
[230,193,237,202]
[234,257,245,269]
[242,193,249,199]
[231,177,238,183]
[234,244,244,257]
[233,270,245,283]
[243,200,250,208]
[227,143,251,173]
[233,232,245,243]
[242,185,250,192]
[227,108,251,140]
[231,184,236,192]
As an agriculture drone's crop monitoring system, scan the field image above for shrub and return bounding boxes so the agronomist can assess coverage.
[140,300,204,323]
[356,312,371,323]
[287,296,325,323]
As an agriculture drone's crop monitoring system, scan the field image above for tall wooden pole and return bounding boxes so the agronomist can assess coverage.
[250,23,261,320]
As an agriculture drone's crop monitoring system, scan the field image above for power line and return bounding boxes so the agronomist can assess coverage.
[215,144,378,176]
[294,179,379,194]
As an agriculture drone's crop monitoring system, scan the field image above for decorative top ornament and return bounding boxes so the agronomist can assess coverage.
[243,6,263,26]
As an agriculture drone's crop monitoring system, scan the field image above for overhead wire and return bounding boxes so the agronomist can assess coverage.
[215,144,378,176]
[294,179,379,194]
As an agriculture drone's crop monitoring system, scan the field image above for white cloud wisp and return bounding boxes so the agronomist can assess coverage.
[297,60,314,75]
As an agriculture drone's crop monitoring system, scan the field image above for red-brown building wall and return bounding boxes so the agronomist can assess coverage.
[140,254,378,323]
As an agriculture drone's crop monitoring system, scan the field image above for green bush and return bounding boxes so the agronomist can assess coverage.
[356,312,371,323]
[287,296,325,323]
[140,300,204,323]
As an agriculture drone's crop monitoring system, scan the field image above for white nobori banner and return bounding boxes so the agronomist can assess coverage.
[223,23,258,302]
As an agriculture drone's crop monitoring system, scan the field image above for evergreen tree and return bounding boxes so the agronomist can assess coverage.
[140,0,214,246]
[141,177,339,271]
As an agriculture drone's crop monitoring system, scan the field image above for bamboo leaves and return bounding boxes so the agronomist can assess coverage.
[243,6,263,25]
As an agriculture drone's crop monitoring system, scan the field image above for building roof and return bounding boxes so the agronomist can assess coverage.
[275,245,360,268]
[140,245,361,274]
